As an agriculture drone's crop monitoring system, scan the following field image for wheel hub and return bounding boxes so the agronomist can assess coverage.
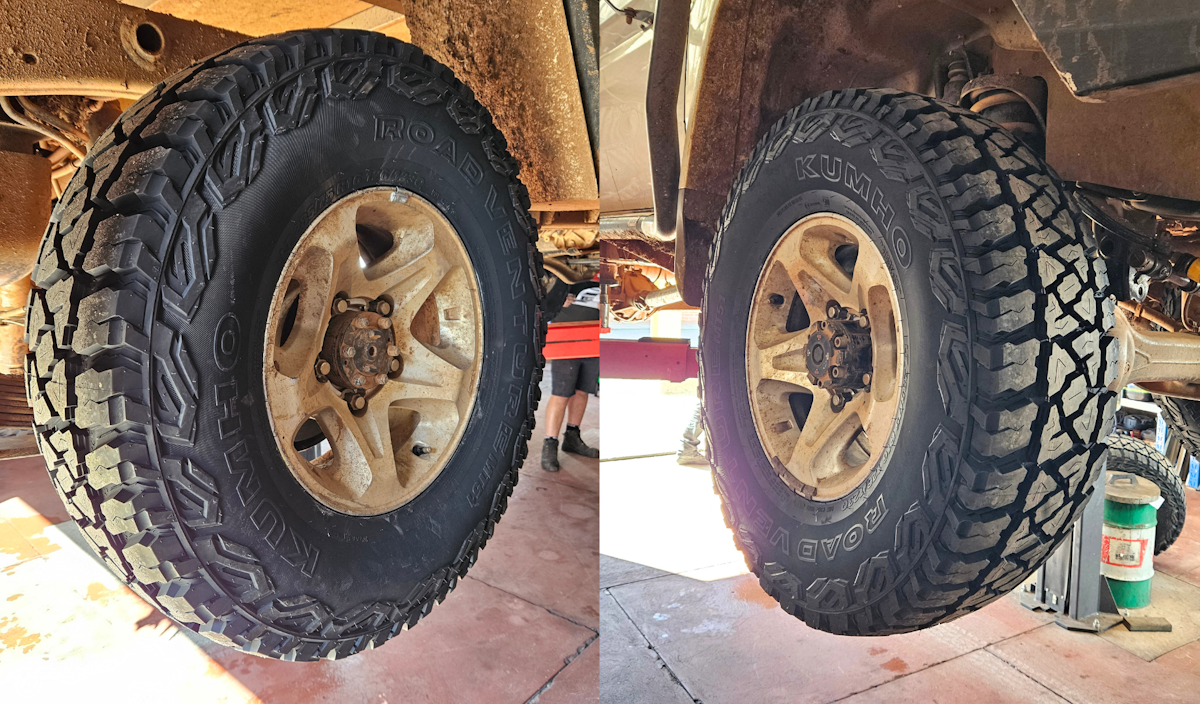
[319,306,401,403]
[806,305,872,411]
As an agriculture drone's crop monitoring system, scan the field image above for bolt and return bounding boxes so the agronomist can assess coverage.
[830,366,841,379]
[376,374,388,385]
[342,345,356,358]
[832,335,846,349]
[387,344,400,357]
[374,299,393,316]
[378,317,392,330]
[315,359,332,378]
[354,316,370,329]
[348,395,366,411]
[412,445,432,457]
[827,303,840,318]
[830,394,845,412]
[353,375,366,387]
[862,373,871,385]
[389,358,402,373]
[332,298,349,315]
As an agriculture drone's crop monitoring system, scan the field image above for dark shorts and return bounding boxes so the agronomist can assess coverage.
[550,357,599,397]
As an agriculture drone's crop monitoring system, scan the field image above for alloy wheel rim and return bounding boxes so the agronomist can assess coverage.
[263,187,483,516]
[745,213,904,501]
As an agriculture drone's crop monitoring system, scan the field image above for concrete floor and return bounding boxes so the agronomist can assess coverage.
[600,378,1200,704]
[0,375,598,703]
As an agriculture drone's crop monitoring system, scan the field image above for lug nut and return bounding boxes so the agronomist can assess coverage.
[342,345,356,358]
[387,344,400,357]
[830,366,841,378]
[378,317,392,330]
[348,395,366,411]
[373,299,393,316]
[354,316,370,329]
[832,335,846,349]
[375,374,388,385]
[315,359,332,378]
[332,298,349,315]
[353,375,366,387]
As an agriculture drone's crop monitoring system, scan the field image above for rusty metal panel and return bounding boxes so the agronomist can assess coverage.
[0,0,248,98]
[405,0,598,208]
[0,148,50,285]
[1013,0,1200,98]
[996,49,1200,203]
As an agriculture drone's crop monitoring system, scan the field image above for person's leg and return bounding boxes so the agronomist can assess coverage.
[544,394,569,439]
[561,358,600,459]
[543,359,582,472]
[565,389,589,425]
[677,400,708,465]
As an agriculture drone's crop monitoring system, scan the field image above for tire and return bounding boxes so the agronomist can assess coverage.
[25,30,545,660]
[700,89,1117,635]
[1158,395,1200,457]
[1105,435,1185,554]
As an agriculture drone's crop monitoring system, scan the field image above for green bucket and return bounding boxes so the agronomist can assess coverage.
[1102,471,1161,609]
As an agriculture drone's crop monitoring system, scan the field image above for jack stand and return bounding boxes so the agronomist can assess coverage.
[1020,463,1124,633]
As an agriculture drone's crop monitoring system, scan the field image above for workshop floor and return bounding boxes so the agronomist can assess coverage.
[0,375,599,704]
[600,378,1200,704]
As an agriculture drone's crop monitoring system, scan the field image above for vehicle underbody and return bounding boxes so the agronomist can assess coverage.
[602,0,1200,402]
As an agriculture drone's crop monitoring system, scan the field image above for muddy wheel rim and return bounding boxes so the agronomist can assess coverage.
[264,187,483,516]
[745,213,904,501]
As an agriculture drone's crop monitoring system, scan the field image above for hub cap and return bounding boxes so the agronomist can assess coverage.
[745,213,904,501]
[264,187,483,516]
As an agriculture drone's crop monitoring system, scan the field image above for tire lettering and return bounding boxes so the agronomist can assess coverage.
[214,378,241,439]
[374,114,406,140]
[821,534,842,561]
[213,312,240,371]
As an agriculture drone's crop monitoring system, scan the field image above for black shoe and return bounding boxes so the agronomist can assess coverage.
[561,426,599,459]
[541,437,560,472]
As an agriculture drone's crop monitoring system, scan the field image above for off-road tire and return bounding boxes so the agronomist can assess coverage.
[1106,434,1186,554]
[701,89,1117,635]
[1158,395,1200,458]
[25,30,545,660]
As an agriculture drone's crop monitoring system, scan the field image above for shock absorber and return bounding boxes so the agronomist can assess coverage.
[941,54,971,104]
[1130,248,1200,293]
[960,74,1048,155]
